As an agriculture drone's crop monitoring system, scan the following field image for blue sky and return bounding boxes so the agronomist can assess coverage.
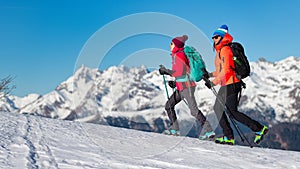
[0,0,299,97]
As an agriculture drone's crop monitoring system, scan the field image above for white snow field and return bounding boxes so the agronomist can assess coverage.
[0,111,299,169]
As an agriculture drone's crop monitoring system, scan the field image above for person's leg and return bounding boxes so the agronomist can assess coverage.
[213,86,234,139]
[181,87,214,139]
[165,90,182,130]
[225,83,264,132]
[224,83,268,144]
[181,87,206,125]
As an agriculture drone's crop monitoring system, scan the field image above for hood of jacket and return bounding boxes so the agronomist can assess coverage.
[214,33,233,51]
[171,46,184,57]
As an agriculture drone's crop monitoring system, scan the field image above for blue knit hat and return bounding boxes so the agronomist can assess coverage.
[213,24,228,38]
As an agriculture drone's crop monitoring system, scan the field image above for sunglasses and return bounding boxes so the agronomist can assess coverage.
[212,35,220,39]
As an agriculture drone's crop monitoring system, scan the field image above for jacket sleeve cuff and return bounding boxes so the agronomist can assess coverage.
[212,71,217,77]
[212,78,219,85]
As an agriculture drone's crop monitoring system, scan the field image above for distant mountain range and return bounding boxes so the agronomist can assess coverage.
[1,56,300,151]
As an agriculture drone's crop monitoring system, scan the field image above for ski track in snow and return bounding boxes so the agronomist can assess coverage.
[0,112,300,169]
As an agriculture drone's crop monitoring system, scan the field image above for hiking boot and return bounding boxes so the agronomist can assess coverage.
[199,131,216,140]
[163,129,180,136]
[215,136,235,145]
[254,125,268,144]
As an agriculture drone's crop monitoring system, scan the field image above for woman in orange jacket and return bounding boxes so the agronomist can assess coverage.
[207,25,268,145]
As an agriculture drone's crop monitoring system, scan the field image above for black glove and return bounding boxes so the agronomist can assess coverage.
[159,65,173,75]
[205,81,212,89]
[202,68,213,80]
[202,70,209,79]
[203,78,213,89]
[168,81,176,88]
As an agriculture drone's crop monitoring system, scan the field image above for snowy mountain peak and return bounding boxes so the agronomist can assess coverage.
[256,56,300,71]
[0,57,299,125]
[103,65,148,77]
[73,65,100,81]
[242,56,300,122]
[277,56,299,63]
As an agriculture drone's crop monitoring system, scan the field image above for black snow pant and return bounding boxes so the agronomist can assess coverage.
[165,86,211,132]
[214,82,264,139]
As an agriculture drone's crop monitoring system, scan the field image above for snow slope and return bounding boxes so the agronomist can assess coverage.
[1,111,299,169]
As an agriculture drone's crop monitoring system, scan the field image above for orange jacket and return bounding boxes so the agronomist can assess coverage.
[212,33,240,86]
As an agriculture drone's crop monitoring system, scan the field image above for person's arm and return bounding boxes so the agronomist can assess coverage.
[210,55,217,77]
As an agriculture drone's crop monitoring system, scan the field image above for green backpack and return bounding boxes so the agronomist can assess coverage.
[176,46,206,82]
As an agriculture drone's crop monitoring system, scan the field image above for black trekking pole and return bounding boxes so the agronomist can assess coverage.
[159,65,189,106]
[162,74,170,100]
[160,66,180,134]
[204,78,253,148]
[160,64,170,100]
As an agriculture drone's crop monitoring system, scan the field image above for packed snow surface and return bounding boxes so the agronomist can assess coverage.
[0,112,299,169]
